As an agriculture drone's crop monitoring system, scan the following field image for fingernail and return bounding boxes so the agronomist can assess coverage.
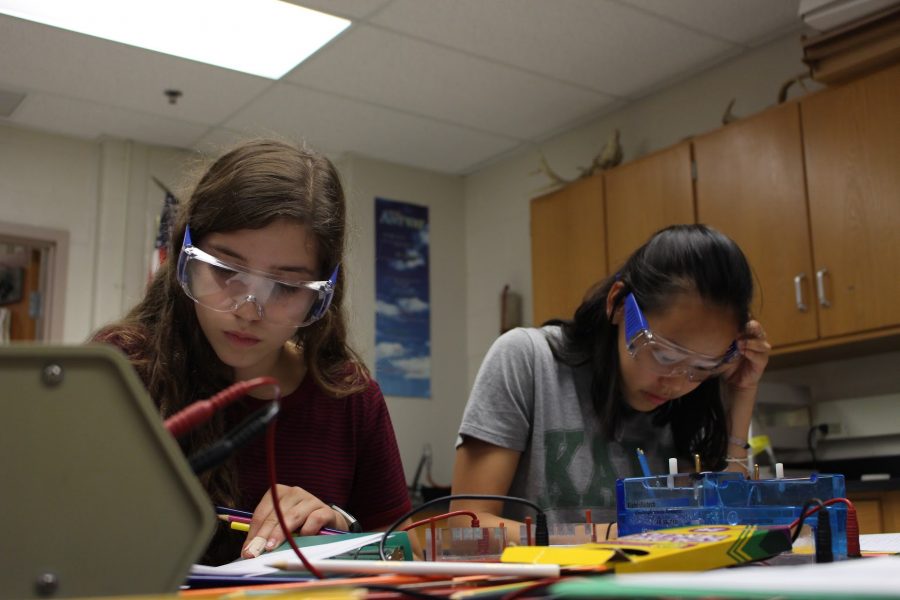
[244,536,267,557]
[266,538,277,549]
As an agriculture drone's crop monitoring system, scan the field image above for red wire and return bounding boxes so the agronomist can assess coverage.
[266,419,324,578]
[402,510,480,562]
[164,376,279,438]
[525,516,533,546]
[402,510,480,531]
[789,497,853,527]
[789,497,861,557]
[163,377,325,575]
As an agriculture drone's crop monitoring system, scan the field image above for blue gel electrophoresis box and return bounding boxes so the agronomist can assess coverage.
[616,471,847,559]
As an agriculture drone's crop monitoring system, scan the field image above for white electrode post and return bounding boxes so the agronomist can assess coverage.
[668,457,678,489]
[775,463,784,479]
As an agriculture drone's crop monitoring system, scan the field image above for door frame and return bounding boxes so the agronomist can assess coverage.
[0,221,69,342]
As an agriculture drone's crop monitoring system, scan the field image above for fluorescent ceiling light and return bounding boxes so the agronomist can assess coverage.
[0,0,351,79]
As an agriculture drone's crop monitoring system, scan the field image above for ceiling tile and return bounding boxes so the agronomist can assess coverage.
[0,3,806,174]
[0,87,25,117]
[0,15,271,125]
[222,83,518,173]
[371,0,735,96]
[9,92,210,148]
[287,25,616,139]
[285,0,393,20]
[192,126,348,168]
[619,0,802,45]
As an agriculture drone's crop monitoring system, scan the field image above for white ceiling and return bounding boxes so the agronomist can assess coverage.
[0,0,803,174]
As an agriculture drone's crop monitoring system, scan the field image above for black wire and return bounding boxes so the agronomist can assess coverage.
[408,451,428,494]
[377,493,548,560]
[806,424,828,471]
[816,505,833,563]
[807,425,818,469]
[188,401,279,474]
[792,498,826,543]
[605,521,615,541]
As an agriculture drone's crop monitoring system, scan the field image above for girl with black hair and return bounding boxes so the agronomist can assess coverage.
[450,224,770,533]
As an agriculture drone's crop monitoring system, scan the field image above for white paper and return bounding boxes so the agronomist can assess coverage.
[861,533,900,553]
[191,532,385,576]
[595,555,900,597]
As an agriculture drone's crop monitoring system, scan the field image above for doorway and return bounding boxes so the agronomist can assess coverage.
[0,223,68,343]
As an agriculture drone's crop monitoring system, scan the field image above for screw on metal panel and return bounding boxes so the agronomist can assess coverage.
[42,363,64,386]
[35,572,59,596]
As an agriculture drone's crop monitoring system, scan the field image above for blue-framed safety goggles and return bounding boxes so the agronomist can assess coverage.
[623,292,738,382]
[176,226,337,328]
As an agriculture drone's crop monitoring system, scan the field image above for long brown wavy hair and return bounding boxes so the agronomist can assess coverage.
[94,139,368,509]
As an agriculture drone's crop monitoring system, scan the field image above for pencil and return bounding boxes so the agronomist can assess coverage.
[221,516,349,536]
[272,559,561,578]
[218,514,252,524]
[450,580,534,599]
[636,447,651,477]
[216,506,254,519]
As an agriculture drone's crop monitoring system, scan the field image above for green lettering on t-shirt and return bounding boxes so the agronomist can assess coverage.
[582,435,628,508]
[541,430,584,508]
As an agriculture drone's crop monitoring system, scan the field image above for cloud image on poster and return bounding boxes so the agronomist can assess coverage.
[374,197,430,399]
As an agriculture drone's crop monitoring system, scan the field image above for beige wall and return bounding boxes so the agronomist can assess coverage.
[339,154,466,487]
[0,125,191,343]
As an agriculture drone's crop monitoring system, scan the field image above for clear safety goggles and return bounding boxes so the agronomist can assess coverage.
[176,226,337,328]
[623,292,738,382]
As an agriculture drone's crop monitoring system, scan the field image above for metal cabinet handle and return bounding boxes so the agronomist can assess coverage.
[793,273,808,312]
[816,268,831,308]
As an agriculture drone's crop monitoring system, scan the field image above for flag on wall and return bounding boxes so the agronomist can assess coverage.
[150,177,178,279]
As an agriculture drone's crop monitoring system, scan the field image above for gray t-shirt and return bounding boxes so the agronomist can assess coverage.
[458,326,676,524]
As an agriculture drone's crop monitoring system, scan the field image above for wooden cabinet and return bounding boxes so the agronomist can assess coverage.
[604,142,695,271]
[530,174,606,326]
[694,102,819,348]
[800,63,900,338]
[531,65,900,353]
[695,64,900,351]
[848,490,900,534]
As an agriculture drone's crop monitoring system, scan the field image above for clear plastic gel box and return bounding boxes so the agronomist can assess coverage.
[616,471,847,559]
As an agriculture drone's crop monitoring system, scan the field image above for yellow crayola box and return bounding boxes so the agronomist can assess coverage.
[501,524,791,573]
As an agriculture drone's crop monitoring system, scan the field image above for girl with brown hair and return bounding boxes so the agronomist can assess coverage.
[94,139,411,563]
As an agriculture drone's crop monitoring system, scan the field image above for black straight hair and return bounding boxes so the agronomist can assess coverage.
[546,224,753,470]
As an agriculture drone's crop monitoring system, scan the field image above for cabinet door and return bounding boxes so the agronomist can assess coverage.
[604,142,695,271]
[694,103,818,348]
[531,175,606,325]
[801,64,900,337]
[848,490,900,535]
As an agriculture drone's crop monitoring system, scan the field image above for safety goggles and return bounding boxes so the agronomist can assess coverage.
[623,292,738,382]
[176,226,337,328]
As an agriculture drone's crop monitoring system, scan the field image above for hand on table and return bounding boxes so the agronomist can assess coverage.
[242,484,350,558]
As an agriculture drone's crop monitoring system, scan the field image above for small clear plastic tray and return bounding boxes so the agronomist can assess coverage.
[616,471,847,559]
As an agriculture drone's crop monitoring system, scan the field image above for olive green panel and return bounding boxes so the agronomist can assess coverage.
[0,344,215,598]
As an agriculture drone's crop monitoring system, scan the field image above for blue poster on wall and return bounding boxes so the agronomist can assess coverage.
[375,197,431,399]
